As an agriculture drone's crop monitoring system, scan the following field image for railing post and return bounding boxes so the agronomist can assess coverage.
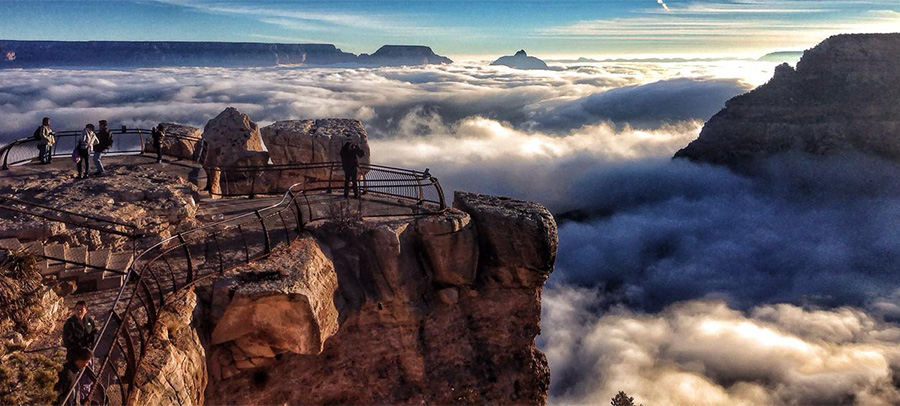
[255,210,272,254]
[138,129,145,154]
[177,233,193,283]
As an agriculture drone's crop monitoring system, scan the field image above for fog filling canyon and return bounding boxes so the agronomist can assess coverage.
[4,58,900,404]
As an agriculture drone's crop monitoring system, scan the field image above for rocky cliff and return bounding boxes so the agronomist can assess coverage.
[128,191,557,405]
[491,50,550,70]
[0,41,452,68]
[675,33,900,167]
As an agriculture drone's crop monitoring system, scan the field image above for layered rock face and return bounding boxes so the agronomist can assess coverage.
[201,107,269,195]
[202,191,557,405]
[128,287,206,406]
[491,50,550,70]
[147,123,203,161]
[208,237,339,380]
[675,33,900,167]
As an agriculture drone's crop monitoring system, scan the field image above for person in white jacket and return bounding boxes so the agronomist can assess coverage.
[76,124,99,179]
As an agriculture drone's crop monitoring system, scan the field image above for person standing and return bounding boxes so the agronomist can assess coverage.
[340,141,365,198]
[62,301,96,363]
[35,117,55,164]
[75,124,98,179]
[93,120,112,175]
[151,124,165,163]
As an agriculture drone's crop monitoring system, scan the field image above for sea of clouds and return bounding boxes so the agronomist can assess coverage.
[4,59,900,404]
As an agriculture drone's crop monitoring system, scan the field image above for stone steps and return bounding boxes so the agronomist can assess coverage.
[0,237,132,292]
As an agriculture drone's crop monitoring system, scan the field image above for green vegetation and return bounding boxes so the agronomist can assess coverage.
[0,249,64,405]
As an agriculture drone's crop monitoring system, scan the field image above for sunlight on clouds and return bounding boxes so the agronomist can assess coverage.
[542,288,900,406]
[370,117,702,165]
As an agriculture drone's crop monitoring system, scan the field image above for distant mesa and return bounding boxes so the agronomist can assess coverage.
[757,51,804,64]
[357,45,452,66]
[490,49,549,70]
[0,40,452,68]
[675,33,900,168]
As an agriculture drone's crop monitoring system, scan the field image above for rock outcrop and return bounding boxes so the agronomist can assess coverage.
[202,192,556,405]
[201,108,269,195]
[675,33,900,167]
[357,45,452,66]
[0,165,199,249]
[208,237,339,380]
[128,287,207,406]
[259,119,370,190]
[491,50,550,70]
[147,123,202,161]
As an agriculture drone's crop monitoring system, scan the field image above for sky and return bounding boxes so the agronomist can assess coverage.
[2,0,900,57]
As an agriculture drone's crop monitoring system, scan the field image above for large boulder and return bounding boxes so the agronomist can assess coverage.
[201,108,270,195]
[208,236,339,380]
[260,119,371,192]
[453,191,558,287]
[145,123,202,160]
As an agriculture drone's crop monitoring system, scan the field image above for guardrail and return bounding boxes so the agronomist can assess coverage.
[0,128,207,170]
[210,162,446,209]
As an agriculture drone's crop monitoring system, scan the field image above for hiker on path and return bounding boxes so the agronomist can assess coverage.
[340,141,365,198]
[75,124,98,179]
[35,117,55,164]
[93,120,112,175]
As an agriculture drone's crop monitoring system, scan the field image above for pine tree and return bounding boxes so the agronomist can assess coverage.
[611,391,644,406]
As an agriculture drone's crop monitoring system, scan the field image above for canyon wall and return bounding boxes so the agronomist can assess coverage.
[675,33,900,167]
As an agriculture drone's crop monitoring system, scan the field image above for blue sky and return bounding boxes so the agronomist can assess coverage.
[2,0,899,57]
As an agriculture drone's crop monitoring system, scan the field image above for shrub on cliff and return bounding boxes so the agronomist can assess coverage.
[0,249,64,405]
[611,391,645,406]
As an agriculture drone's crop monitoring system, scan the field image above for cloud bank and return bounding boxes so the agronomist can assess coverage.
[7,60,897,405]
[541,287,900,406]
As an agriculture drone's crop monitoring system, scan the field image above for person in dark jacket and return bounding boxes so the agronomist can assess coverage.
[36,117,55,164]
[54,347,93,406]
[62,301,96,362]
[340,141,365,198]
[93,120,112,175]
[151,124,165,163]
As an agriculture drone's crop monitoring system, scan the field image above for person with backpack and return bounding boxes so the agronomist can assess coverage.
[35,117,55,164]
[75,124,98,179]
[93,120,112,175]
[151,124,165,163]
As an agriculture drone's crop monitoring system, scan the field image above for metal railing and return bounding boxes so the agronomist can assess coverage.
[61,165,446,405]
[210,162,446,209]
[0,128,207,170]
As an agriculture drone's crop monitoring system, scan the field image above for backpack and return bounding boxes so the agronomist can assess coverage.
[33,126,41,141]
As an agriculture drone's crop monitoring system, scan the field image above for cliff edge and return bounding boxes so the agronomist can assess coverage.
[674,33,900,167]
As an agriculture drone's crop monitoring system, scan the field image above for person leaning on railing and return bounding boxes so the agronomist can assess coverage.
[35,117,55,164]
